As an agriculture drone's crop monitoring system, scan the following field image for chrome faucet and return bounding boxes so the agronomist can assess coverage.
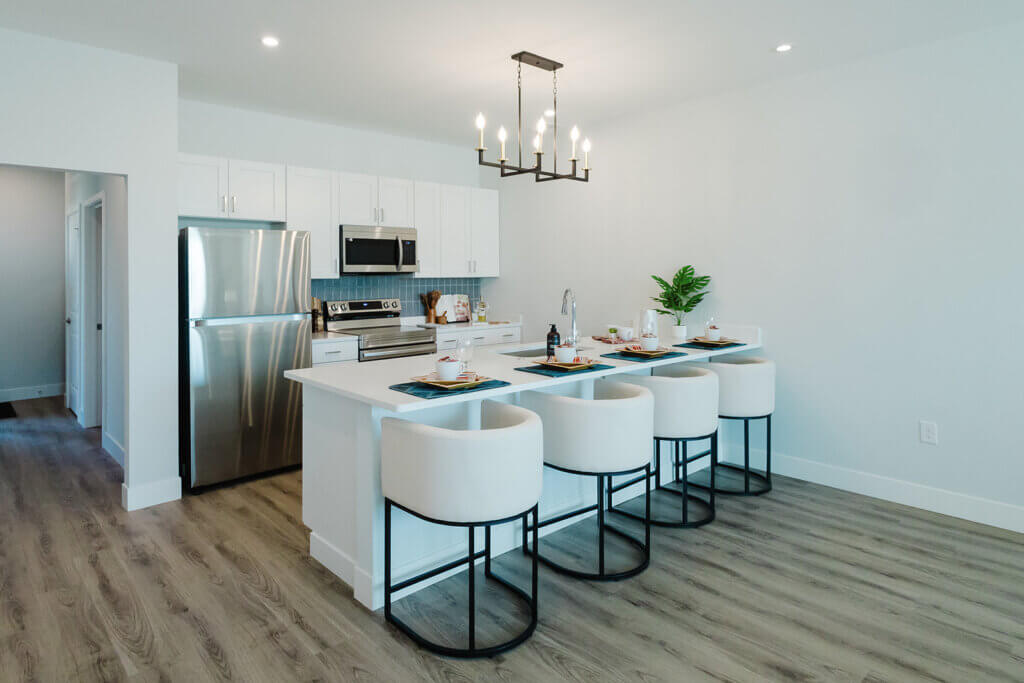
[561,288,577,346]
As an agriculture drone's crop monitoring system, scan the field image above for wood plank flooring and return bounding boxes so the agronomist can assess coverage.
[1,396,1021,682]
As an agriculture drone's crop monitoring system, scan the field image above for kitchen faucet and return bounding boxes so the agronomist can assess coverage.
[561,288,577,346]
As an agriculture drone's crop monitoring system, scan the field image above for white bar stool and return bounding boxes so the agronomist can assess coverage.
[607,365,719,528]
[381,400,543,658]
[691,356,775,496]
[520,379,653,581]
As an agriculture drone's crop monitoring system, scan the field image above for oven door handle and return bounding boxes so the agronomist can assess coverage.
[360,342,437,362]
[395,236,403,272]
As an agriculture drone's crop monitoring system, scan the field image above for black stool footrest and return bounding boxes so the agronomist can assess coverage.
[609,485,715,528]
[688,462,771,496]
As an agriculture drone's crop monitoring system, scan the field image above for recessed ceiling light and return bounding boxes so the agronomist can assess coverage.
[261,35,280,48]
[775,43,792,53]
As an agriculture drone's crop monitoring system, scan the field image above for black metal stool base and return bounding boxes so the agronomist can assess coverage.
[523,464,651,582]
[384,500,539,659]
[608,433,717,528]
[686,414,772,497]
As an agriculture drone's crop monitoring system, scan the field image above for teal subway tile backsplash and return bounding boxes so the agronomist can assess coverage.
[311,276,481,316]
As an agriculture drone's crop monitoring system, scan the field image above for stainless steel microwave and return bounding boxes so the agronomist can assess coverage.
[340,226,418,274]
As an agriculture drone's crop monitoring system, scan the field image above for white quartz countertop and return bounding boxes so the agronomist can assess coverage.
[418,321,522,330]
[311,331,358,345]
[286,327,762,413]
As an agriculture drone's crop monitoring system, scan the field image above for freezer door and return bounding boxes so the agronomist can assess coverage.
[187,314,310,488]
[185,227,311,319]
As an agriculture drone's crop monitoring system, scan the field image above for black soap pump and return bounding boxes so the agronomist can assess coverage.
[546,324,561,359]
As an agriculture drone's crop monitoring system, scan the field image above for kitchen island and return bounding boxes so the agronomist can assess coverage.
[284,325,762,610]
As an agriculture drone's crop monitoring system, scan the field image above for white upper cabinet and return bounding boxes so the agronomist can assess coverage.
[286,166,337,279]
[228,159,287,221]
[439,185,471,277]
[413,181,441,278]
[177,154,285,221]
[470,188,500,277]
[378,177,415,228]
[178,154,229,217]
[337,172,378,226]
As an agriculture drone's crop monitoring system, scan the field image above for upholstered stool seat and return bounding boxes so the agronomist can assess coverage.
[608,365,719,527]
[381,400,543,658]
[689,356,775,496]
[520,379,654,581]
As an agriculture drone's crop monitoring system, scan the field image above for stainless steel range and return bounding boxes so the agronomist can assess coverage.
[322,298,436,361]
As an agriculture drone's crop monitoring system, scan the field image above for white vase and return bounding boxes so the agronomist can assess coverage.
[671,324,688,341]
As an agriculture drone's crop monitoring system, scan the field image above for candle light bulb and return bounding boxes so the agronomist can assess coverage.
[533,134,541,152]
[475,112,486,130]
[582,138,591,170]
[570,126,580,142]
[536,118,546,134]
[497,126,507,142]
[582,138,591,153]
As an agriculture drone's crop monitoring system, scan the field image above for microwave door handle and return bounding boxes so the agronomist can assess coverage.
[396,236,403,272]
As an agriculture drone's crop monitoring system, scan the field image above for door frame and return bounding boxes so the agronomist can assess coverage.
[64,208,81,411]
[79,191,106,428]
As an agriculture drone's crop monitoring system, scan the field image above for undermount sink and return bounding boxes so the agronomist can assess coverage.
[499,345,593,358]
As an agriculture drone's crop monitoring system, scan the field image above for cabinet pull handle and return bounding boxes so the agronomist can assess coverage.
[380,207,384,223]
[325,350,342,355]
[502,333,515,337]
[231,195,238,212]
[472,336,486,341]
[221,195,228,212]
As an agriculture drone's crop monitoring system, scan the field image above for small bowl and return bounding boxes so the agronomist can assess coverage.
[553,345,577,363]
[641,336,660,351]
[435,358,462,381]
[706,327,722,341]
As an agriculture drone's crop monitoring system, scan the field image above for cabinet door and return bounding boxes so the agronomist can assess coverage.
[439,185,471,277]
[378,177,415,228]
[470,188,500,277]
[178,153,228,217]
[413,182,440,277]
[286,166,337,279]
[228,159,287,221]
[337,172,378,226]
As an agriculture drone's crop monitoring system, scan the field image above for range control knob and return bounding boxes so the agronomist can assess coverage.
[329,304,338,312]
[382,301,389,308]
[340,303,348,311]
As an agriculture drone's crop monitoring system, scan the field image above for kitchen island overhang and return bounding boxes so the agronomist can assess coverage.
[285,326,762,610]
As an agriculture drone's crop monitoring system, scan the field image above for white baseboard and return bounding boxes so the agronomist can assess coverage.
[101,431,125,467]
[725,448,1024,534]
[121,476,182,511]
[0,382,64,402]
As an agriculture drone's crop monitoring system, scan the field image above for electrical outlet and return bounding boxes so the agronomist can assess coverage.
[919,420,938,445]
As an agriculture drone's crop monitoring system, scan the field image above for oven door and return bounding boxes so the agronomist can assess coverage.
[340,226,418,274]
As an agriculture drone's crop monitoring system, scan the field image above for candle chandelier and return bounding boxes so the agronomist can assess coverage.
[475,51,590,183]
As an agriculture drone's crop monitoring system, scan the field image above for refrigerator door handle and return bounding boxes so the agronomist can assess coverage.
[192,313,310,328]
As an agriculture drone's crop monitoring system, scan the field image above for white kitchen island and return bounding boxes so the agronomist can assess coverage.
[284,325,762,610]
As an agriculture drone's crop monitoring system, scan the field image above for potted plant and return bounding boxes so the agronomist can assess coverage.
[651,266,711,340]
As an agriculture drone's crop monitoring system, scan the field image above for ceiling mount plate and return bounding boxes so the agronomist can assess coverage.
[511,51,563,71]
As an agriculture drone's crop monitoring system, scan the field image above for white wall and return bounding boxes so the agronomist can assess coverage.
[0,27,180,509]
[0,165,66,401]
[484,24,1024,530]
[179,99,483,186]
[65,171,128,463]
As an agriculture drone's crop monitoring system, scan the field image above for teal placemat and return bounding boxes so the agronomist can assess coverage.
[389,379,510,399]
[601,351,687,363]
[515,363,614,378]
[674,342,745,350]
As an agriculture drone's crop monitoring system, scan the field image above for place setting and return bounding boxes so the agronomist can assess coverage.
[674,319,745,350]
[388,351,510,399]
[515,342,614,377]
[600,332,688,363]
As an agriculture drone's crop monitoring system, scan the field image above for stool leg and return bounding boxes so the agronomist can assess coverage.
[766,414,773,485]
[681,440,689,525]
[485,526,492,578]
[468,526,475,652]
[531,506,539,618]
[710,432,718,512]
[384,500,392,622]
[597,475,605,577]
[656,438,662,490]
[743,419,751,494]
[521,508,528,555]
[644,463,651,557]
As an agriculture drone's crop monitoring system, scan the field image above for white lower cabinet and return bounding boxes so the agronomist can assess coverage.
[436,326,520,352]
[312,338,358,365]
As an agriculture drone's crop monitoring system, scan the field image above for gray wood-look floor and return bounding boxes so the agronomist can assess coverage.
[1,397,1022,682]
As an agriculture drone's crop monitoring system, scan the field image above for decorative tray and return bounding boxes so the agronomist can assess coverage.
[687,337,740,347]
[618,345,674,358]
[411,372,492,390]
[531,357,600,372]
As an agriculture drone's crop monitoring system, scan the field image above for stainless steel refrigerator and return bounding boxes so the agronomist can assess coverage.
[179,227,311,491]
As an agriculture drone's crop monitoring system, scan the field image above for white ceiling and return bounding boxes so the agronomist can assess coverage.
[2,1,1022,145]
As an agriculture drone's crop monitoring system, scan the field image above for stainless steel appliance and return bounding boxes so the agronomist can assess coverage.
[323,298,436,361]
[340,226,418,274]
[179,227,311,491]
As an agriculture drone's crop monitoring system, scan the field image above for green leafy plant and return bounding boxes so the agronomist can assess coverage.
[651,266,711,325]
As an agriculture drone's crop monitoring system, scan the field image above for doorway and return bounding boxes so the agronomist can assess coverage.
[79,193,105,428]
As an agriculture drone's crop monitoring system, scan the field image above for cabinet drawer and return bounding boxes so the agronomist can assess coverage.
[494,328,522,344]
[312,340,358,365]
[437,337,459,352]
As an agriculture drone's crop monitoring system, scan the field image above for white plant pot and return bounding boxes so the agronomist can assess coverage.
[670,325,688,340]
